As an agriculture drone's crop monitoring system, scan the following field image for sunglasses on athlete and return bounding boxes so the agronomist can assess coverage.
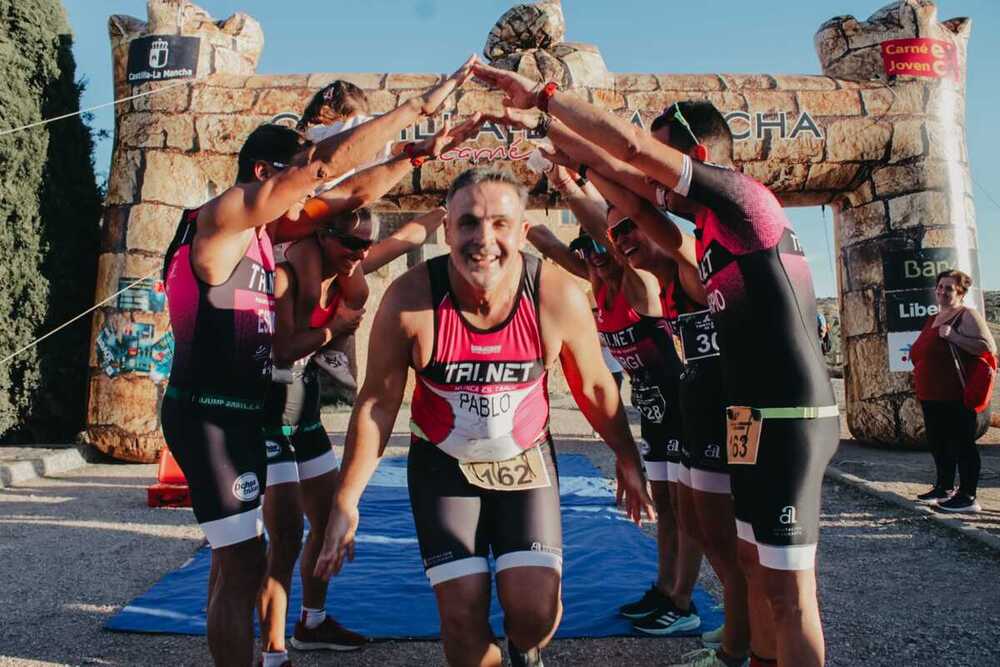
[319,228,375,252]
[569,236,607,259]
[606,217,638,243]
[667,102,700,148]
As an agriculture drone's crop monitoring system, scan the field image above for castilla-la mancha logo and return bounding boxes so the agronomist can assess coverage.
[779,505,797,525]
[148,39,169,69]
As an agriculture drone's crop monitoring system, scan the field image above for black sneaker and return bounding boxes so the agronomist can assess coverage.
[916,486,953,505]
[633,598,701,636]
[937,494,981,513]
[619,585,673,619]
[507,638,543,667]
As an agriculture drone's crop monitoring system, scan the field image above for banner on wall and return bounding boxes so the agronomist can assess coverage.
[127,35,200,84]
[880,38,959,81]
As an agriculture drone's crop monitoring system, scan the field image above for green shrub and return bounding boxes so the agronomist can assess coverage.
[0,0,101,442]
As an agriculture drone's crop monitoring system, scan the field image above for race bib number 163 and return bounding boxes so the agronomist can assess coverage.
[726,406,763,465]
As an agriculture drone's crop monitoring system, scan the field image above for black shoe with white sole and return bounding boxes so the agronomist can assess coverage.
[937,494,981,513]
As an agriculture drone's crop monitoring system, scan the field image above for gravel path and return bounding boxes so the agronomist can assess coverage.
[2,436,999,666]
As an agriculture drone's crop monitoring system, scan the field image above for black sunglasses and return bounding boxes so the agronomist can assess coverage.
[320,229,374,251]
[606,218,637,242]
[569,236,607,258]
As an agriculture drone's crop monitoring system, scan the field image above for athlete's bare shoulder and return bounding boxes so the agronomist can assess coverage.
[197,183,251,233]
[536,258,593,360]
[538,260,591,319]
[378,260,434,327]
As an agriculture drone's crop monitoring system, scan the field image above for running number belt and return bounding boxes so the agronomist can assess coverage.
[410,253,550,462]
[163,207,276,408]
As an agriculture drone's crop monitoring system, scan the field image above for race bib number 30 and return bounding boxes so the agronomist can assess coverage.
[459,447,551,492]
[678,310,720,363]
[726,406,762,465]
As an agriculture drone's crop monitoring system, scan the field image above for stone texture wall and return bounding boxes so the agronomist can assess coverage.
[87,0,977,460]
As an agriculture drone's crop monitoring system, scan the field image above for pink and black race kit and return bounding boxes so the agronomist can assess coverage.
[407,253,562,586]
[675,157,839,569]
[160,207,276,548]
[595,283,683,482]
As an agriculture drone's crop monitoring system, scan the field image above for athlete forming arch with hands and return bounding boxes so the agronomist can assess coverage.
[160,53,477,667]
[475,61,838,667]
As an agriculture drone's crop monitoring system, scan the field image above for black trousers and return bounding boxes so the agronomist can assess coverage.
[920,400,985,497]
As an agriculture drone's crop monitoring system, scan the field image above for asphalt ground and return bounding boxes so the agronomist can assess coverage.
[2,433,1000,666]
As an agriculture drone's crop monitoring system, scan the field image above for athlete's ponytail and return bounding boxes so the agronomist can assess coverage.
[297,81,370,131]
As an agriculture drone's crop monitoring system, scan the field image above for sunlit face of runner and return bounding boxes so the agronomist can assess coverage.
[445,181,529,293]
[607,210,660,272]
[577,238,619,285]
[318,213,376,277]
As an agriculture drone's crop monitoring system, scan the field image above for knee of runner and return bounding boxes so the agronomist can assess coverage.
[503,601,559,646]
[757,570,811,614]
[697,521,735,557]
[217,538,268,584]
[267,520,305,563]
[439,600,491,639]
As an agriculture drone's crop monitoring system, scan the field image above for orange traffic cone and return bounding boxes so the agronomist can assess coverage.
[147,448,191,507]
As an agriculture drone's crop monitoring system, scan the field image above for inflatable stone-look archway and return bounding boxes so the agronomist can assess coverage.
[88,0,979,461]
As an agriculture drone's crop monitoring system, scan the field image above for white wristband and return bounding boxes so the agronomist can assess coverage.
[656,185,668,209]
[674,154,693,198]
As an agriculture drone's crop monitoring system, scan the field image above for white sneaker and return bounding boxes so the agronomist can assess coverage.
[671,648,747,667]
[313,349,357,391]
[701,624,724,649]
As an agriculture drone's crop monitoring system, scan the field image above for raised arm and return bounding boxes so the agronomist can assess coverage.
[362,208,446,274]
[547,165,611,242]
[272,115,484,245]
[473,61,686,191]
[314,276,416,578]
[525,219,588,280]
[310,56,475,182]
[585,167,697,265]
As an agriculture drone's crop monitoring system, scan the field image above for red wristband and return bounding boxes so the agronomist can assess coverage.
[537,82,558,113]
[403,142,427,167]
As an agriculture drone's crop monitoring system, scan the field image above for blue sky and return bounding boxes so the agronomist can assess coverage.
[63,1,1000,297]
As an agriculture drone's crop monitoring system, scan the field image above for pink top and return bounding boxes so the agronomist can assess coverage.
[410,254,549,462]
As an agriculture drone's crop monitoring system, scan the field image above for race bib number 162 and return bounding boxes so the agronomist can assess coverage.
[459,447,552,492]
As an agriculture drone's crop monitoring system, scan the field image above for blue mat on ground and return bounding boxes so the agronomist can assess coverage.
[106,453,721,638]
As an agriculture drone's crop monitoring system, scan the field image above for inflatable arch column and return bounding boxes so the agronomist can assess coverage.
[816,1,979,445]
[86,0,978,461]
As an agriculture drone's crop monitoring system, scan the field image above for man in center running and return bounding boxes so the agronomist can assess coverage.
[314,166,655,667]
